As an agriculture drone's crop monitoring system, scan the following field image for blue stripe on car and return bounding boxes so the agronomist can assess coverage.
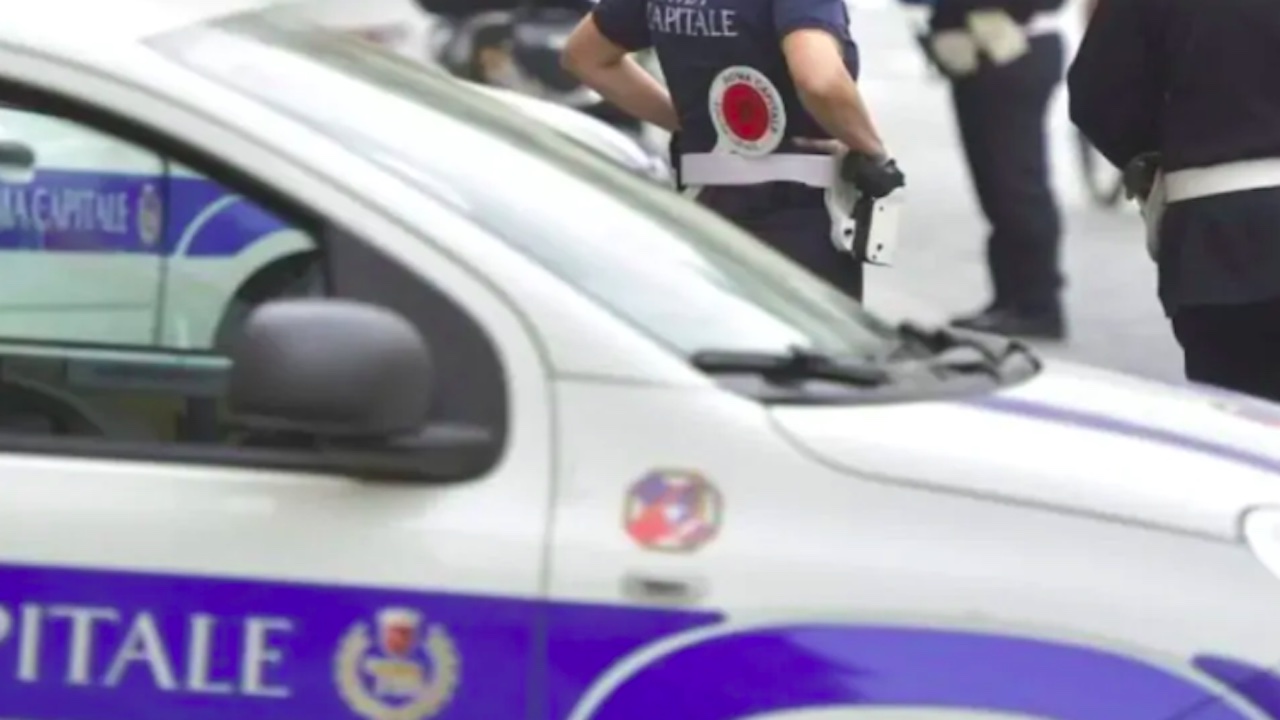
[0,562,1272,720]
[0,171,288,258]
[572,623,1267,720]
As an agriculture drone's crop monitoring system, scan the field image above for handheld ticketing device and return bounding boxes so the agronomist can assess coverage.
[829,152,906,267]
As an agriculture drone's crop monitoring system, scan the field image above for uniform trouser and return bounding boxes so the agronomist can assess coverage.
[950,34,1064,313]
[694,183,863,301]
[1171,300,1280,402]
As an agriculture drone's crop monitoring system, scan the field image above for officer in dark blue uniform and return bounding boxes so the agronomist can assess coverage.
[1070,0,1280,401]
[560,0,903,302]
[913,0,1067,339]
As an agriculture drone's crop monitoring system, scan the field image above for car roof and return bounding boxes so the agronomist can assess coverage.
[2,0,277,48]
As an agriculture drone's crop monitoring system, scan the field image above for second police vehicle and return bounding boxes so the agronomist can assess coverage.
[1,2,1280,720]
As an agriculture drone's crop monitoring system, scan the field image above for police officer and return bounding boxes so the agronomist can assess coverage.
[920,0,1067,339]
[559,0,903,302]
[1070,0,1280,401]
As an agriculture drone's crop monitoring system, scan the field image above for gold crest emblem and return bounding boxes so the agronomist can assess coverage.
[136,183,163,247]
[334,607,461,720]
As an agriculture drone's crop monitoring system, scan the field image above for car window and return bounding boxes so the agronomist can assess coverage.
[149,12,903,360]
[0,106,324,444]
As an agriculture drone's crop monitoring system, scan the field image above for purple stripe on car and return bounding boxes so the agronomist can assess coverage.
[967,394,1280,476]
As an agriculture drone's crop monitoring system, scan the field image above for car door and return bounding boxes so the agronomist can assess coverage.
[0,92,553,719]
[0,107,164,345]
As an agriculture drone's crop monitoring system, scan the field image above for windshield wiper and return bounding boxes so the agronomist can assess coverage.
[690,346,890,387]
[896,322,1040,376]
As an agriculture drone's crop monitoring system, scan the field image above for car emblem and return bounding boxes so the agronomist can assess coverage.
[334,607,461,719]
[624,469,723,552]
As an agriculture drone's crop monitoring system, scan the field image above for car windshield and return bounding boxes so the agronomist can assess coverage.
[147,10,900,358]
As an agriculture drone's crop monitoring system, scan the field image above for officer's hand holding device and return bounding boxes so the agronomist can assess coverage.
[841,152,906,199]
[791,138,905,266]
[840,152,906,266]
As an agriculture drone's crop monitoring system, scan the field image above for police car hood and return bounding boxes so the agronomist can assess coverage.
[769,359,1280,540]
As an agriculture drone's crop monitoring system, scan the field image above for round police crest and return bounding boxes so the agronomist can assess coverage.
[623,469,723,553]
[708,66,787,157]
[136,183,162,246]
[334,608,461,720]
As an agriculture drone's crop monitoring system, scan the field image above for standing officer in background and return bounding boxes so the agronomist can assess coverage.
[918,0,1067,339]
[560,0,903,302]
[1070,0,1280,401]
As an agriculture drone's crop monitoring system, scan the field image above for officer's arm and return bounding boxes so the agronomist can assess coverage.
[562,4,680,132]
[1068,0,1161,168]
[775,0,886,157]
[781,30,885,158]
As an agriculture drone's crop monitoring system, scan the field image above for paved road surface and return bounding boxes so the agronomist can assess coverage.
[849,1,1184,383]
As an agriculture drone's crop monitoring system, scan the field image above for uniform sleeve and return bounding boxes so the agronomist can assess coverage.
[1067,0,1164,168]
[774,0,851,39]
[591,0,652,51]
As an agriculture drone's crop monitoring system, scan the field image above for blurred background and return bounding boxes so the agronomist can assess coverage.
[847,0,1179,383]
[328,0,1178,382]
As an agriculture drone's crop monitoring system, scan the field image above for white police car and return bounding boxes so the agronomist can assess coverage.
[3,2,1280,720]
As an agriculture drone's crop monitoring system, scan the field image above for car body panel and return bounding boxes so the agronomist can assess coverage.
[771,361,1280,540]
[0,4,1275,720]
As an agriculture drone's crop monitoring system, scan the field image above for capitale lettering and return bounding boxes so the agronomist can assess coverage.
[0,603,292,697]
[0,185,131,236]
[647,0,738,38]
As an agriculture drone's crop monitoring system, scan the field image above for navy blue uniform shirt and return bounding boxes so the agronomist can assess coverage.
[928,0,1065,32]
[1070,0,1280,313]
[591,0,860,154]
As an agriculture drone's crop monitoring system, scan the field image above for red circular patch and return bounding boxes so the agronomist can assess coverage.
[721,82,770,141]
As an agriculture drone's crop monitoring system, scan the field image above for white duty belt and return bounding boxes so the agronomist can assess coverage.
[1163,158,1280,203]
[680,152,834,188]
[679,150,905,267]
[1140,158,1280,260]
[928,9,1062,77]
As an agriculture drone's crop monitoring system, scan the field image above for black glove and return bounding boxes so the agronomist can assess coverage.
[668,131,683,190]
[840,152,906,199]
[1122,152,1161,201]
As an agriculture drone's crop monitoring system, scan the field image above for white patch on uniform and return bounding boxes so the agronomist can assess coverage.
[708,66,787,157]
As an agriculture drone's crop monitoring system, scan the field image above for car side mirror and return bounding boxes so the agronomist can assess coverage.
[227,299,433,440]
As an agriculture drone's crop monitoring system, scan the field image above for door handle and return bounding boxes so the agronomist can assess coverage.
[622,573,708,605]
[0,140,36,185]
[0,140,35,169]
